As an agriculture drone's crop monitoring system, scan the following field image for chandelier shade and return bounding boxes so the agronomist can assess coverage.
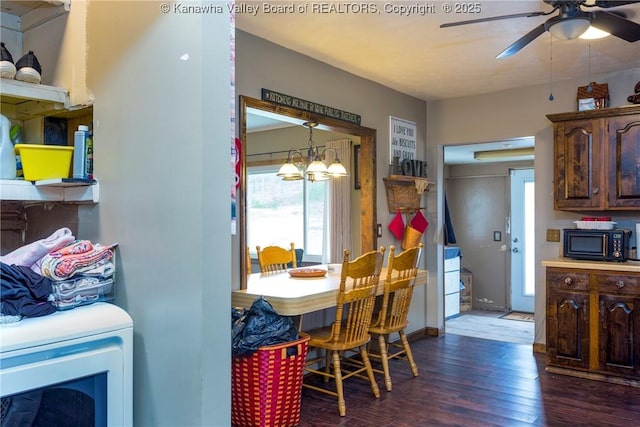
[277,122,348,182]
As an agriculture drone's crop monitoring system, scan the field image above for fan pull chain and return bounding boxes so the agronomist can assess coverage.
[548,35,554,101]
[587,44,593,93]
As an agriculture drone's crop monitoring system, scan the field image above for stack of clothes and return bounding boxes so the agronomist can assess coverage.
[0,228,117,323]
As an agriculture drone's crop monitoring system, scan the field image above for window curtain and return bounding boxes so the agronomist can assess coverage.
[325,139,352,263]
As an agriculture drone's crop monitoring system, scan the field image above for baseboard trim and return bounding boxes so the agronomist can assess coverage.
[533,342,546,354]
[546,365,640,388]
[405,326,443,340]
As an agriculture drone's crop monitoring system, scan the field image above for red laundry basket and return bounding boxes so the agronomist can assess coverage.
[232,333,309,427]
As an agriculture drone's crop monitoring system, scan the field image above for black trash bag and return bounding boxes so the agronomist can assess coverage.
[232,296,298,357]
[231,306,248,348]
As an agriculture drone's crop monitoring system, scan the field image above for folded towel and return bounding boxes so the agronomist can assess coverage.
[41,241,116,281]
[0,227,75,269]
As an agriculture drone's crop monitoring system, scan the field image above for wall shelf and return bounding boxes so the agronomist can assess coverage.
[0,79,70,120]
[1,1,70,32]
[0,179,99,203]
[383,175,433,213]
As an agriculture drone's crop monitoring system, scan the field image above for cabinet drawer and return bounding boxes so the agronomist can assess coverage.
[547,269,589,291]
[445,270,460,295]
[594,273,640,295]
[444,256,460,272]
[445,292,460,318]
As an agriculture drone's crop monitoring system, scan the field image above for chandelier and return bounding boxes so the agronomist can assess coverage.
[277,122,348,182]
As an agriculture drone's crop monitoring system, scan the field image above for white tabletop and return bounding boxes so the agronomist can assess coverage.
[232,266,428,316]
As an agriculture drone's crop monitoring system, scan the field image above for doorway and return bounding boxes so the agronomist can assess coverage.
[510,168,535,313]
[442,139,535,344]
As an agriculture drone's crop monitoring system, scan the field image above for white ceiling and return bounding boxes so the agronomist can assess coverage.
[236,0,640,101]
[238,0,639,164]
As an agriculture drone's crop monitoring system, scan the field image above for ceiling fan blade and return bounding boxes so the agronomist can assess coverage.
[440,11,547,28]
[496,23,547,59]
[591,10,640,42]
[593,0,640,8]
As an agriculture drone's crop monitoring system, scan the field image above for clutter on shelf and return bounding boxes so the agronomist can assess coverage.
[628,81,640,105]
[577,81,609,111]
[0,42,42,84]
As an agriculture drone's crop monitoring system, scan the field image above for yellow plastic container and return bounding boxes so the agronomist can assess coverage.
[14,144,74,181]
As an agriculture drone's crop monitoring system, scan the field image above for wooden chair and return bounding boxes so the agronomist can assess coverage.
[368,243,423,391]
[256,242,297,273]
[302,247,385,417]
[246,246,252,276]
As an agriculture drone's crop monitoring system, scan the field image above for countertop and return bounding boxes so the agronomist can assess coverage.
[542,257,640,273]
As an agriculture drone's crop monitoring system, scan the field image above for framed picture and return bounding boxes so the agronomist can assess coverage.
[353,144,361,190]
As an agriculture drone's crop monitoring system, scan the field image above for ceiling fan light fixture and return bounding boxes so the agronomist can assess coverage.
[547,17,591,40]
[579,26,610,40]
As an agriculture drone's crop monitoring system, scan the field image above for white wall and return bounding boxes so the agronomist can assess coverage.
[83,2,232,425]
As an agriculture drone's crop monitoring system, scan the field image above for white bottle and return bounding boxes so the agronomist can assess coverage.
[73,125,89,179]
[0,114,16,179]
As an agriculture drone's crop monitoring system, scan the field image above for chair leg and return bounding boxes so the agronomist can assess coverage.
[331,350,347,417]
[377,333,392,392]
[399,330,419,377]
[360,345,381,398]
[323,349,331,383]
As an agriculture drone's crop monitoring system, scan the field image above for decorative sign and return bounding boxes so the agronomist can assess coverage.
[261,89,361,125]
[390,157,428,178]
[389,117,416,164]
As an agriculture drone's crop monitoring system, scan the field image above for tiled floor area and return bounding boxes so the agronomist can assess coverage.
[445,310,534,345]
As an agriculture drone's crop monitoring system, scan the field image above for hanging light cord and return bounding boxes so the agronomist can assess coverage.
[549,35,554,101]
[587,44,593,92]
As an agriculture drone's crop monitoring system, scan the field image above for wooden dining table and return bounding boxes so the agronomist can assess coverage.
[232,266,429,316]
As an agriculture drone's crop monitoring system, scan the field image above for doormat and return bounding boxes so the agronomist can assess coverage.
[500,311,534,322]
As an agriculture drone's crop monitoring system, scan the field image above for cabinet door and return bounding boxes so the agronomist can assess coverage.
[547,290,590,369]
[598,295,640,377]
[554,119,604,210]
[606,116,640,209]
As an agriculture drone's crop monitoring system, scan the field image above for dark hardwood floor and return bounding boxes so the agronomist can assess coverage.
[298,334,640,426]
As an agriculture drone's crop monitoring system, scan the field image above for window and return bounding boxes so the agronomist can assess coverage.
[247,165,328,263]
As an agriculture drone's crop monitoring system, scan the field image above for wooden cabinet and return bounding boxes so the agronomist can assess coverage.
[546,269,590,370]
[545,265,640,385]
[547,105,640,211]
[606,116,640,208]
[595,272,640,377]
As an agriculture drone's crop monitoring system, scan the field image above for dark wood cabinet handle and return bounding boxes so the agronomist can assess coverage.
[616,280,625,289]
[564,277,573,286]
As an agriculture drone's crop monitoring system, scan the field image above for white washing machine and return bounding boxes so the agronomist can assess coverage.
[0,302,133,426]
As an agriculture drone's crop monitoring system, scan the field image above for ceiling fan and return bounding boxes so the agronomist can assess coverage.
[440,0,640,58]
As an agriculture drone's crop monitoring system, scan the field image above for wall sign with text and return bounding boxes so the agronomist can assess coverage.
[389,117,416,164]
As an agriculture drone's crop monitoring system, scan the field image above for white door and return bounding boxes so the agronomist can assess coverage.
[510,169,535,313]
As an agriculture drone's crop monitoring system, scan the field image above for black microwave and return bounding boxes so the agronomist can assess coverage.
[563,229,631,262]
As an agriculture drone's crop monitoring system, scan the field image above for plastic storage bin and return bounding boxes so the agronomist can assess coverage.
[14,144,73,181]
[51,247,117,311]
[231,333,309,427]
[52,276,115,310]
